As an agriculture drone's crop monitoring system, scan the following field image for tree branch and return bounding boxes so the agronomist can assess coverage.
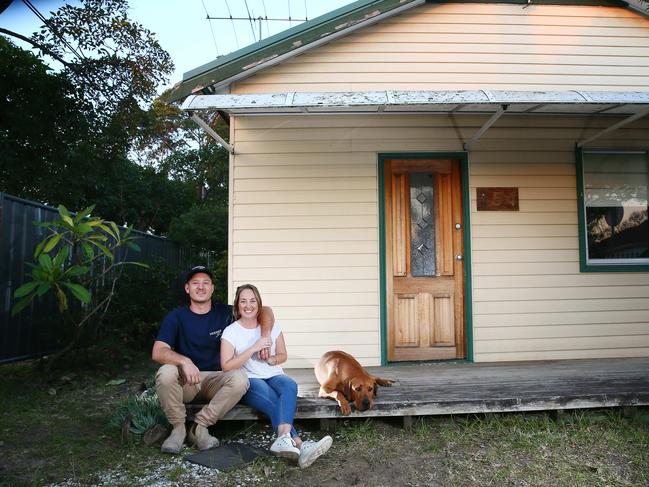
[0,27,73,68]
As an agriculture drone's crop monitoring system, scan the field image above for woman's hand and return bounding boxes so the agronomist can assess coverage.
[252,336,272,353]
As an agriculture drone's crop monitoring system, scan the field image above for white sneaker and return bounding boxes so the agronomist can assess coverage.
[298,435,333,469]
[270,433,300,460]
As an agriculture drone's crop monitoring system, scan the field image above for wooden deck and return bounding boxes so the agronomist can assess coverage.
[188,357,649,422]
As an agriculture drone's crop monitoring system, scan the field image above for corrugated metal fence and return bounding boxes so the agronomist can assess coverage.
[0,192,189,364]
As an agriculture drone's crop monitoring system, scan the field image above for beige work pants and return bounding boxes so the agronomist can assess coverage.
[156,364,249,427]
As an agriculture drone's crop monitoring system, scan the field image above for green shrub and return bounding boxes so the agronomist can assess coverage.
[12,204,146,367]
[110,387,169,443]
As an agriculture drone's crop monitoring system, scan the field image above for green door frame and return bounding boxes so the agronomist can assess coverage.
[378,152,474,365]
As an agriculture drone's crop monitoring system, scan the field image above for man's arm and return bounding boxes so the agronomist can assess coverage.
[152,340,201,385]
[257,305,275,360]
[266,332,288,366]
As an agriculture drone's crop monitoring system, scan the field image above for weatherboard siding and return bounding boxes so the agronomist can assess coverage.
[228,113,649,367]
[233,3,649,93]
[469,115,649,363]
[470,151,649,362]
[229,115,381,367]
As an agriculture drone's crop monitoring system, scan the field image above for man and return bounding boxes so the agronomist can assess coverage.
[152,265,273,453]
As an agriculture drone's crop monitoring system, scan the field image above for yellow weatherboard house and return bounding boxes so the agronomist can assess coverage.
[169,0,649,368]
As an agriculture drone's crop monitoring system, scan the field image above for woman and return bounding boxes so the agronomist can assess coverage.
[221,284,332,469]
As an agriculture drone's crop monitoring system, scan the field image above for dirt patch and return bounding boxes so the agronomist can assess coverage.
[281,421,448,487]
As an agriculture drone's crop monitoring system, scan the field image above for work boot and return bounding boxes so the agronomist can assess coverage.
[187,422,220,450]
[160,423,186,454]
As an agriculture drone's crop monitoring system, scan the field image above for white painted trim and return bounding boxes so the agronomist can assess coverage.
[190,113,234,154]
[463,104,507,151]
[577,106,649,147]
[181,90,649,117]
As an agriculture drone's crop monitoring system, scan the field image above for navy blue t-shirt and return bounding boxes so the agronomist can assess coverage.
[156,304,233,371]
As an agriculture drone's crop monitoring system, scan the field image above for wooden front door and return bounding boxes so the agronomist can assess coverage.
[384,159,465,361]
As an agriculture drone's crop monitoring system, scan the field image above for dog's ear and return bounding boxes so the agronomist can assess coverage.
[374,377,394,387]
[372,381,378,397]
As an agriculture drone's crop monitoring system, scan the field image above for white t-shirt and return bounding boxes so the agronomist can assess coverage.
[221,321,284,379]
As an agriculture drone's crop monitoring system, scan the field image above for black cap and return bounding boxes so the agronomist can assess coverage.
[185,265,213,283]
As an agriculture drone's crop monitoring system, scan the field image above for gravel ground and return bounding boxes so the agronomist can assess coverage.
[47,423,338,487]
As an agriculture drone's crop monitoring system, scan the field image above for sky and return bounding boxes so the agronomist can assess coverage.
[0,0,354,90]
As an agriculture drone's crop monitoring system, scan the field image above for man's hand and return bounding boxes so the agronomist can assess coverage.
[179,360,201,386]
[152,340,201,384]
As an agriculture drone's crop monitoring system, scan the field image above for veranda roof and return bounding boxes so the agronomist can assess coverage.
[180,89,649,151]
[181,89,649,116]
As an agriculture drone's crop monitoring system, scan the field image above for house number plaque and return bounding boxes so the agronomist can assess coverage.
[477,187,519,211]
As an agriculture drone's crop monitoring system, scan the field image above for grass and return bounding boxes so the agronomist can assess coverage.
[0,356,647,486]
[412,410,649,486]
[0,353,162,486]
[281,410,648,486]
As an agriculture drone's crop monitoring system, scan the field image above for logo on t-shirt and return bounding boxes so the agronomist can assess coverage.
[209,330,222,339]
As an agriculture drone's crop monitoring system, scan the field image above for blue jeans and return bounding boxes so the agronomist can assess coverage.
[242,374,298,438]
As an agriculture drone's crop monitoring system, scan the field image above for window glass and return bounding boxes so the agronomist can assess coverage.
[409,172,436,276]
[583,151,649,264]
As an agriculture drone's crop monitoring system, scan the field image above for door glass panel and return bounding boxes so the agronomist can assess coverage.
[410,172,436,276]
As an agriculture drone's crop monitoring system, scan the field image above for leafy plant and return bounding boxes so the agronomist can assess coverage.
[110,387,169,442]
[12,204,146,362]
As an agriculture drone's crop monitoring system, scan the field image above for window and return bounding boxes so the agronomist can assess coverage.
[577,149,649,271]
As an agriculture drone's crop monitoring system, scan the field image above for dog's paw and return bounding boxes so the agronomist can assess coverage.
[340,403,352,416]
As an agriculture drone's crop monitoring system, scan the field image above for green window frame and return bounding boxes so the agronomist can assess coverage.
[576,148,649,272]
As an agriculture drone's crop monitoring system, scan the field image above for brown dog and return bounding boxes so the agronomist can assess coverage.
[314,350,394,415]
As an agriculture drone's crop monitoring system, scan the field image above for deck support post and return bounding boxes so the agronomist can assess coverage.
[403,415,413,431]
[549,409,568,422]
[622,406,638,418]
[320,418,337,432]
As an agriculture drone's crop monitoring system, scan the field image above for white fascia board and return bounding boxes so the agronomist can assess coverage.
[181,90,649,116]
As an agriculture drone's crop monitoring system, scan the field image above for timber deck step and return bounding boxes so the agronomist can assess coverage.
[186,357,649,421]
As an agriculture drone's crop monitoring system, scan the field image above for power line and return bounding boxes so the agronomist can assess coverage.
[223,0,240,49]
[22,0,87,64]
[205,15,308,22]
[205,0,310,51]
[242,0,257,41]
[201,0,220,56]
[261,0,269,38]
[205,14,309,44]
